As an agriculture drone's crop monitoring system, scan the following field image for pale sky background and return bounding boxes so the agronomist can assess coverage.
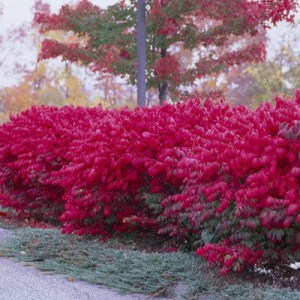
[0,0,119,87]
[0,0,117,29]
[0,0,298,88]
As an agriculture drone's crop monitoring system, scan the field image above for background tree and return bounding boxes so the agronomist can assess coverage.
[0,0,137,122]
[0,63,56,123]
[34,0,298,104]
[244,45,300,106]
[175,27,267,103]
[93,72,137,108]
[222,21,300,107]
[0,59,92,123]
[34,0,137,108]
[215,30,268,106]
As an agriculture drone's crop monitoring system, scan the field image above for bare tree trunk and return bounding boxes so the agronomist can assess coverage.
[65,63,70,99]
[158,48,168,105]
[158,82,168,104]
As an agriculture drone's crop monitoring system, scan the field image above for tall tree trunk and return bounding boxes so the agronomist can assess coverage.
[158,48,168,105]
[65,62,70,99]
[158,82,168,105]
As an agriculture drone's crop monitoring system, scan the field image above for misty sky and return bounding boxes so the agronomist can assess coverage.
[0,0,119,87]
[0,0,118,30]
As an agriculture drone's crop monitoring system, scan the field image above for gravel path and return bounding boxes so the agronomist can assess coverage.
[0,228,168,300]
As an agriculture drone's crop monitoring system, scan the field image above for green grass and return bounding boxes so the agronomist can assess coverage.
[0,227,300,299]
[0,227,209,299]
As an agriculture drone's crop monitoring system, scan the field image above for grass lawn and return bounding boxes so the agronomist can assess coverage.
[0,221,299,299]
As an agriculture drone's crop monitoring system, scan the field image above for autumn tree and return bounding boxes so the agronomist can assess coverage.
[33,0,298,104]
[213,29,268,106]
[35,0,296,102]
[0,73,39,123]
[0,60,92,123]
[222,21,300,107]
[245,46,300,106]
[173,27,267,103]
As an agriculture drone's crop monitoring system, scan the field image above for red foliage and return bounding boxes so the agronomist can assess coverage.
[0,106,82,223]
[154,55,181,84]
[160,94,300,271]
[120,49,131,60]
[38,39,91,64]
[33,0,297,100]
[34,0,102,33]
[34,0,51,15]
[2,93,300,272]
[196,241,263,273]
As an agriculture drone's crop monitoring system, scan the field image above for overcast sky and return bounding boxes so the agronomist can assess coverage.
[0,0,298,88]
[0,0,118,29]
[0,0,296,37]
[0,0,119,87]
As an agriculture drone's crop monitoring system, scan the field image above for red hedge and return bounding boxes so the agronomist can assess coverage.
[1,93,300,272]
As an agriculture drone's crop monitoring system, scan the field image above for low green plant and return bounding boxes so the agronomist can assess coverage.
[0,228,209,298]
[1,227,300,300]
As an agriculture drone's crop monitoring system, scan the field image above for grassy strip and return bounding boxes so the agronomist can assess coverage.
[0,228,209,299]
[0,227,300,300]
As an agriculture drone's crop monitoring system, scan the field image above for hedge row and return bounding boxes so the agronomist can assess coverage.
[1,93,300,273]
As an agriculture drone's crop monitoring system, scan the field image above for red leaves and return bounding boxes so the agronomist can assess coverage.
[38,39,64,61]
[153,55,181,84]
[196,241,263,273]
[39,39,91,64]
[159,18,178,36]
[2,92,300,272]
[33,0,298,100]
[291,167,300,177]
[244,0,297,27]
[119,49,130,60]
[286,204,298,217]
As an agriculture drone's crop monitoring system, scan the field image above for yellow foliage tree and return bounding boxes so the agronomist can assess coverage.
[0,79,37,123]
[0,60,90,123]
[53,63,87,106]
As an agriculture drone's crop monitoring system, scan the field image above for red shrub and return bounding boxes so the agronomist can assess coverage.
[160,95,300,271]
[1,93,300,273]
[0,106,98,222]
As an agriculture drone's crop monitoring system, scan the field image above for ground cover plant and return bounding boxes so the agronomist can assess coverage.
[1,227,300,300]
[1,93,300,275]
